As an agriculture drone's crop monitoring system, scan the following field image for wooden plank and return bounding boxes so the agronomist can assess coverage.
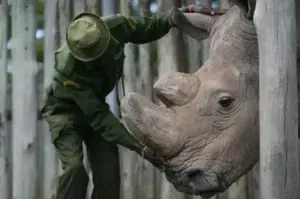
[58,0,71,45]
[103,0,118,115]
[227,175,248,199]
[0,1,9,199]
[186,36,201,73]
[254,0,300,198]
[218,191,228,199]
[297,2,300,197]
[11,0,38,198]
[247,163,260,199]
[136,0,156,198]
[72,0,86,16]
[119,1,139,198]
[43,0,59,198]
[199,0,210,64]
[219,0,231,9]
[297,0,300,49]
[86,0,101,15]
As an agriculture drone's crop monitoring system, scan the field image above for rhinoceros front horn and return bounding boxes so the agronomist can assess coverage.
[121,72,200,158]
[121,93,181,157]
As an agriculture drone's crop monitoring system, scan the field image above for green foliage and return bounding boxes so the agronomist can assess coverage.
[35,0,45,62]
[7,4,11,38]
[36,0,44,16]
[36,38,44,62]
[36,0,45,29]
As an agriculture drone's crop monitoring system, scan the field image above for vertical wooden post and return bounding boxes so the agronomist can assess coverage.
[58,0,72,45]
[136,0,156,198]
[73,0,86,16]
[119,1,139,199]
[0,0,9,199]
[11,0,38,198]
[247,163,260,199]
[296,0,300,185]
[200,0,210,64]
[219,0,231,9]
[184,0,201,74]
[86,0,101,15]
[139,0,153,99]
[43,0,59,198]
[103,0,118,116]
[254,0,300,199]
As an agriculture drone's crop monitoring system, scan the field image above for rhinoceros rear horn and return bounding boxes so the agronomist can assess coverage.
[154,72,200,107]
[171,8,211,40]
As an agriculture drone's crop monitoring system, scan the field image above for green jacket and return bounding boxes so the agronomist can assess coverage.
[47,12,172,146]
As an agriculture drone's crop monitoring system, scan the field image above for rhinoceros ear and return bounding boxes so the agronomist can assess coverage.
[153,72,200,107]
[171,8,214,40]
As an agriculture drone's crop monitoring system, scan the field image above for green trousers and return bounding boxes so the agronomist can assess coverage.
[42,105,120,199]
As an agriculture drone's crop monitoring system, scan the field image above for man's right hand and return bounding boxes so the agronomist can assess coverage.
[119,120,167,171]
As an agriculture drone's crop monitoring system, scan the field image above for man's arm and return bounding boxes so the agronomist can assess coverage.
[90,106,166,171]
[115,5,226,44]
[120,12,173,44]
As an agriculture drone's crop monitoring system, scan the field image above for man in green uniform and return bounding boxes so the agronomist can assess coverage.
[41,4,225,199]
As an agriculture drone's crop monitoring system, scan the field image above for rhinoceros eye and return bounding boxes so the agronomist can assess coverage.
[219,97,234,108]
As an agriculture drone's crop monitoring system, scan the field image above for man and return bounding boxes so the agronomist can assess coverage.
[41,4,225,199]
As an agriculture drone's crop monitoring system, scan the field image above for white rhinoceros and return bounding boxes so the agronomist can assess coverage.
[120,0,299,198]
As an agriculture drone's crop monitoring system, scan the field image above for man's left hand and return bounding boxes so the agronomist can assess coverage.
[179,4,228,16]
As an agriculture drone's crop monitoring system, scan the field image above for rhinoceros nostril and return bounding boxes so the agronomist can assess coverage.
[187,169,204,178]
[180,169,204,186]
[178,168,221,194]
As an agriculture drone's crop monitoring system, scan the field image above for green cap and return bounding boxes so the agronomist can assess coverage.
[66,12,111,62]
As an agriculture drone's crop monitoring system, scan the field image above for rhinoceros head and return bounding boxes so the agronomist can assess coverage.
[121,2,260,198]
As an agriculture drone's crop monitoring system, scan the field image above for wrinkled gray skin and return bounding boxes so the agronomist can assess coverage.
[121,2,294,198]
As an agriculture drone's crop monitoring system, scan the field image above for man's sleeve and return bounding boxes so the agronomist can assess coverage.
[96,109,142,152]
[63,83,143,153]
[81,101,143,152]
[118,12,173,44]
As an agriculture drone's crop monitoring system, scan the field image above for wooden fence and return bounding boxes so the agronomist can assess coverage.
[0,0,298,199]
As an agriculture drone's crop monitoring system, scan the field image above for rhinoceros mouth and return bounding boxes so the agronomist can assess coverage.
[164,168,228,197]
